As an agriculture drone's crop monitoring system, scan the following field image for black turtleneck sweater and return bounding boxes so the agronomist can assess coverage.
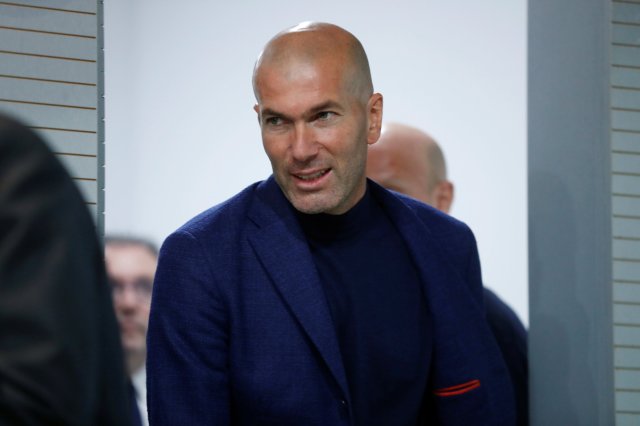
[296,186,430,426]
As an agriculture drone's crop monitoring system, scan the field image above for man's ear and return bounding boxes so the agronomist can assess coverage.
[366,93,383,145]
[254,104,261,124]
[434,181,454,214]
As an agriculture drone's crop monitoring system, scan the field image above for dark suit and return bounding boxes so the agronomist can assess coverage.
[147,177,515,425]
[0,115,132,426]
[484,288,528,425]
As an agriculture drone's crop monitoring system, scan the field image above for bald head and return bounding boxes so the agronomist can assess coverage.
[367,123,454,213]
[253,22,373,103]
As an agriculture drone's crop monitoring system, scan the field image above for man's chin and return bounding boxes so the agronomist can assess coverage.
[288,193,335,215]
[122,337,145,354]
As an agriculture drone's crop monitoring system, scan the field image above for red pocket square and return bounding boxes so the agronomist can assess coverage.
[433,379,481,397]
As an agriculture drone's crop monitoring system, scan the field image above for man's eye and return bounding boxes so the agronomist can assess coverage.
[265,117,283,126]
[317,111,335,121]
[134,279,153,295]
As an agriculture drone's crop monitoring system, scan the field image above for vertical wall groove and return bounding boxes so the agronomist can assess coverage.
[97,0,104,237]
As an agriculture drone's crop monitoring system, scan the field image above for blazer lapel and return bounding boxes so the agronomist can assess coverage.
[371,181,462,292]
[370,181,485,383]
[246,177,350,402]
[370,180,482,308]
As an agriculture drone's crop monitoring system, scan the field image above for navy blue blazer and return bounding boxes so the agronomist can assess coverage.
[484,288,528,425]
[147,177,515,425]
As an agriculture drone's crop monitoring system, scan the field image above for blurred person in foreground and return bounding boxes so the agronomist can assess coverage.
[0,114,132,425]
[147,22,515,425]
[106,236,158,426]
[367,122,528,425]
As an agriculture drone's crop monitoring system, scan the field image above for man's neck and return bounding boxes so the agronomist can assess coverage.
[126,350,146,375]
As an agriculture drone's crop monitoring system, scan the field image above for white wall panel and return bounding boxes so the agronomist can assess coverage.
[614,261,640,281]
[615,304,640,324]
[615,347,640,367]
[0,0,102,226]
[613,175,640,196]
[0,27,96,60]
[37,128,97,155]
[56,153,97,180]
[613,152,640,173]
[616,369,640,389]
[7,0,97,13]
[616,391,640,412]
[612,110,640,132]
[613,195,640,216]
[613,24,640,45]
[614,239,640,259]
[612,68,640,88]
[615,325,640,345]
[612,88,640,110]
[73,178,97,203]
[614,217,640,238]
[0,101,96,131]
[612,46,640,67]
[618,413,640,425]
[613,2,640,23]
[0,3,96,37]
[613,131,640,152]
[612,4,640,420]
[0,52,96,83]
[0,75,97,107]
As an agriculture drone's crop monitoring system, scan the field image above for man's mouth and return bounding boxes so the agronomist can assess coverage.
[119,320,140,333]
[293,168,330,181]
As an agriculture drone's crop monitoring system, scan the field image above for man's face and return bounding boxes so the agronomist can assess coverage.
[105,244,156,359]
[254,58,382,215]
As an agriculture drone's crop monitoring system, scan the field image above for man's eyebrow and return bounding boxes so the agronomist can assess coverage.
[260,107,286,118]
[308,101,342,115]
[259,101,343,122]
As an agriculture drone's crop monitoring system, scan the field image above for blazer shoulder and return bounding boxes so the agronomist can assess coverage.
[383,185,474,239]
[174,180,262,240]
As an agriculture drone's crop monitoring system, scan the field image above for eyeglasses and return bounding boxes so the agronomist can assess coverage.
[110,278,153,301]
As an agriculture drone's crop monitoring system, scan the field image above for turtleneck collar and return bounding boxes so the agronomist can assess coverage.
[295,184,374,242]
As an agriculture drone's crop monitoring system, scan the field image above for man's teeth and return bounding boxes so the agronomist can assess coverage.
[297,170,328,180]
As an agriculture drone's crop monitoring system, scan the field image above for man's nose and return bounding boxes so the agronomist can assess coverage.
[290,123,318,162]
[116,285,139,308]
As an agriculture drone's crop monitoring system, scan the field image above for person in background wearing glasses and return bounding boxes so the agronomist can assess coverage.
[106,236,157,426]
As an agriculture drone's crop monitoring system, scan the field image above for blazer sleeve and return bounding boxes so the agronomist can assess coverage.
[147,230,231,425]
[463,228,484,306]
[0,117,131,426]
[430,226,517,425]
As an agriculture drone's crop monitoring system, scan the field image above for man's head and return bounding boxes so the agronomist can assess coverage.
[105,236,158,374]
[253,22,383,215]
[366,122,454,213]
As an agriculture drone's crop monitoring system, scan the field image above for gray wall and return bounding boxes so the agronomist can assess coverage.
[529,0,614,424]
[0,0,103,232]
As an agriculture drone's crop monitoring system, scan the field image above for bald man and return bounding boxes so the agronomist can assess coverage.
[368,122,528,425]
[147,23,515,425]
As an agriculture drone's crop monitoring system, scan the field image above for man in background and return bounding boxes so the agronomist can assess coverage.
[106,236,157,426]
[0,113,133,425]
[367,122,529,425]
